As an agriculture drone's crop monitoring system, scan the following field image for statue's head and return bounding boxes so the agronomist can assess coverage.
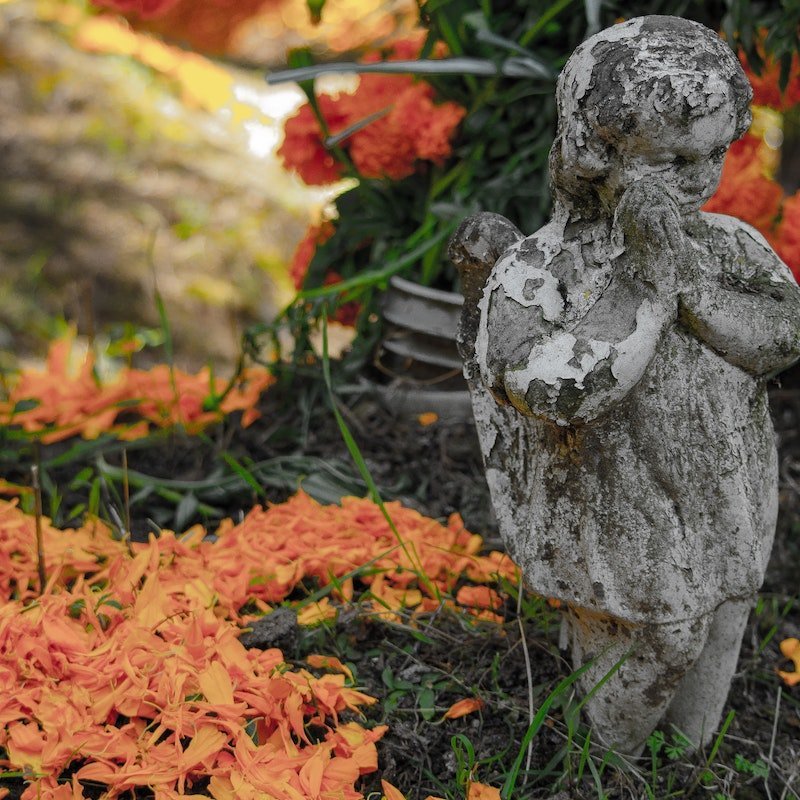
[550,16,752,215]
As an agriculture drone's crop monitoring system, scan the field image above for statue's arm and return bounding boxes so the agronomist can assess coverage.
[678,219,800,377]
[499,275,672,424]
[485,179,680,425]
[449,212,524,371]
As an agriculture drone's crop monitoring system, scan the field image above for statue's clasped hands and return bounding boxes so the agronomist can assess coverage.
[613,177,691,298]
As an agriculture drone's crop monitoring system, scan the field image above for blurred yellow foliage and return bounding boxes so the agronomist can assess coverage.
[73,16,238,115]
[749,105,783,176]
[185,275,242,307]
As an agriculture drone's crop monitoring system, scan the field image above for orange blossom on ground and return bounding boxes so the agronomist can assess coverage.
[0,332,273,444]
[0,490,517,797]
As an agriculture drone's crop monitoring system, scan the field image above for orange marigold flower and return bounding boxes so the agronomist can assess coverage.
[703,134,784,234]
[364,32,449,63]
[349,114,419,180]
[391,83,466,164]
[775,191,800,282]
[278,38,465,184]
[347,80,465,179]
[278,95,349,186]
[347,72,416,107]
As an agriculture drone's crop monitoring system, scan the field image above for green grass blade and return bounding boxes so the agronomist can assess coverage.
[297,224,456,301]
[219,451,267,499]
[502,659,595,798]
[319,313,439,600]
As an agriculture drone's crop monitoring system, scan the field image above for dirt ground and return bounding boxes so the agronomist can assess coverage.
[101,378,800,795]
[2,370,799,799]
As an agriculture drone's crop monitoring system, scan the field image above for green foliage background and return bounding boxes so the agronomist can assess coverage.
[265,0,800,373]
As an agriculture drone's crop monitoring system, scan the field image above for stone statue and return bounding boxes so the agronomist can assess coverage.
[450,15,800,755]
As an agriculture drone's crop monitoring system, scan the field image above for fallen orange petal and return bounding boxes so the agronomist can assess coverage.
[306,654,354,682]
[778,638,800,687]
[381,779,408,800]
[467,782,502,800]
[297,598,338,626]
[198,661,235,706]
[443,697,484,720]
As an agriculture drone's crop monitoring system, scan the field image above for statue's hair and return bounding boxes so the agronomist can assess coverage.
[549,16,752,213]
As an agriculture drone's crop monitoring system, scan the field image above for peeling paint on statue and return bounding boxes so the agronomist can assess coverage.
[450,16,800,755]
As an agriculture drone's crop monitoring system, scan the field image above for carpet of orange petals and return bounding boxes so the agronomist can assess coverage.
[0,335,273,444]
[0,490,517,798]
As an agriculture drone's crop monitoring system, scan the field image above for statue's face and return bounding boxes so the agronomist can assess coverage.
[606,102,738,212]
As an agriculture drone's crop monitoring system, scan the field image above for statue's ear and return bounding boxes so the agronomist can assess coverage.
[551,121,609,207]
[562,119,609,180]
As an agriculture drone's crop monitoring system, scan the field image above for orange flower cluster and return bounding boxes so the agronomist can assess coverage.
[198,492,518,622]
[278,39,466,185]
[701,48,800,281]
[703,133,784,232]
[703,115,800,282]
[741,51,800,111]
[0,491,516,797]
[0,335,273,444]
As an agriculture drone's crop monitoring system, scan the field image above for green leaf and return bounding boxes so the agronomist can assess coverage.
[219,451,266,499]
[267,57,499,85]
[502,655,616,799]
[174,493,199,532]
[298,224,456,301]
[319,313,439,601]
[501,56,555,79]
[418,687,436,720]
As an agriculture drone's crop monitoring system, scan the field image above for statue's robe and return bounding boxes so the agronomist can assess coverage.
[470,211,800,624]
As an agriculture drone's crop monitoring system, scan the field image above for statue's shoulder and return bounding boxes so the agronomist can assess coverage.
[693,211,795,283]
[484,221,577,326]
[695,211,772,250]
[492,220,567,276]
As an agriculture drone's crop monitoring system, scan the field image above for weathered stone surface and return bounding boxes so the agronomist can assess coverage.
[450,15,800,754]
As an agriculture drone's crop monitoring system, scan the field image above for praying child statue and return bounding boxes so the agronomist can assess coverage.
[450,15,800,754]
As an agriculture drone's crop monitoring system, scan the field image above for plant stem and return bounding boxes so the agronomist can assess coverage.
[31,463,46,594]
